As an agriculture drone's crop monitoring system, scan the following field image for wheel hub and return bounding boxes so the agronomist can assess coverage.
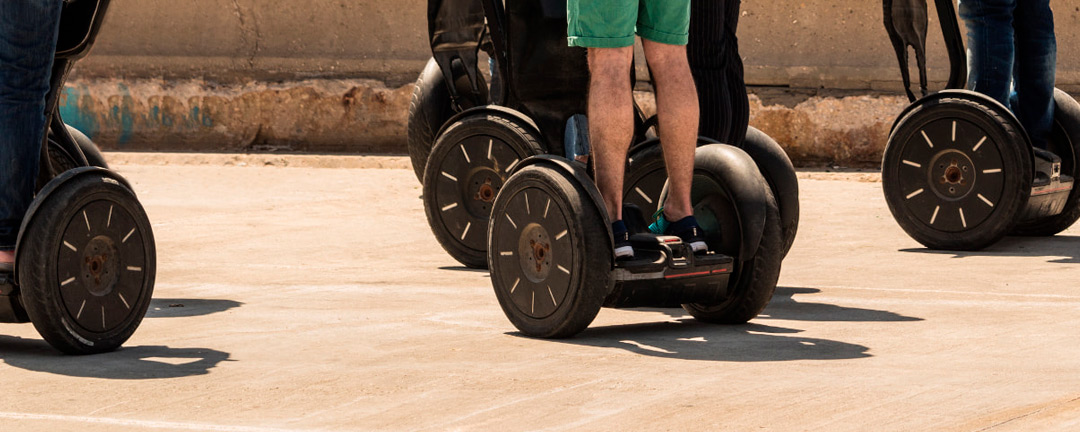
[518,223,553,282]
[81,235,120,296]
[929,149,976,199]
[475,178,497,203]
[464,167,504,217]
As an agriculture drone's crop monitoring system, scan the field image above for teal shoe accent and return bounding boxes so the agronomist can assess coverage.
[648,208,669,235]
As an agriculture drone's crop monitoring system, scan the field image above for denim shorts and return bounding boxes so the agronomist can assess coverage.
[567,0,691,48]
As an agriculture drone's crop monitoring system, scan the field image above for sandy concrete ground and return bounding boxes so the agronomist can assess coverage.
[2,155,1080,431]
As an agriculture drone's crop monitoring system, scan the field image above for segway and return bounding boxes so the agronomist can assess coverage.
[0,0,156,355]
[471,0,790,337]
[414,0,800,267]
[488,148,784,337]
[881,0,1080,250]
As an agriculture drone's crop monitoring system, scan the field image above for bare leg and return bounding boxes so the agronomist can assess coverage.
[0,250,13,265]
[587,46,635,222]
[643,39,700,221]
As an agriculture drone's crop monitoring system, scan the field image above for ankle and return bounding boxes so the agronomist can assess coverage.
[663,208,693,223]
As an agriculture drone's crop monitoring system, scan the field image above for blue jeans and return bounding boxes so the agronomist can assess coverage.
[0,0,63,249]
[958,0,1056,149]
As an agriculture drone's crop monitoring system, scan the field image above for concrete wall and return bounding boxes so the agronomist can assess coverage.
[76,0,1080,89]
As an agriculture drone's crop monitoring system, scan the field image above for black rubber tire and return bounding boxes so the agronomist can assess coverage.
[683,185,782,324]
[488,164,611,338]
[408,58,457,182]
[407,58,490,182]
[1011,89,1080,236]
[742,126,799,256]
[47,125,108,174]
[18,172,155,354]
[67,125,108,168]
[882,96,1032,250]
[423,112,545,268]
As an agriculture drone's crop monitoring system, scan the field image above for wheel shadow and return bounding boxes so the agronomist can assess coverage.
[760,287,923,322]
[533,320,871,362]
[900,235,1080,263]
[146,298,243,318]
[438,266,489,273]
[534,285,929,362]
[0,335,231,379]
[647,286,922,323]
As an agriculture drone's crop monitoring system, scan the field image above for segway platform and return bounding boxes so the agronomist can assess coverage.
[608,234,733,308]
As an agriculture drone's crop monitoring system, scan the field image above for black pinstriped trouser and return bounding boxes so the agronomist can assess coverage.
[688,0,748,146]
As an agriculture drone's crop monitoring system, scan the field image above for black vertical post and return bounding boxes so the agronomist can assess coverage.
[935,0,967,90]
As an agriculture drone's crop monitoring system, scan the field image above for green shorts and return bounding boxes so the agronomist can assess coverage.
[567,0,691,48]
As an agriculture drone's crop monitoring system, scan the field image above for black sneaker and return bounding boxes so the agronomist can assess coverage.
[612,220,634,259]
[649,210,708,253]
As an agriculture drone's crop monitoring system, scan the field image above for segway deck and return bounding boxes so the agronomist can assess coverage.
[1022,148,1075,221]
[609,234,734,308]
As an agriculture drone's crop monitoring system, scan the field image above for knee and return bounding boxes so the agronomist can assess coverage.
[588,48,632,83]
[644,45,690,77]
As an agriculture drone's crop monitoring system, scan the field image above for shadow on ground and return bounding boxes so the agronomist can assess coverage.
[438,266,489,273]
[538,320,870,362]
[146,298,243,318]
[900,235,1080,263]
[527,285,930,361]
[760,287,923,322]
[0,335,231,379]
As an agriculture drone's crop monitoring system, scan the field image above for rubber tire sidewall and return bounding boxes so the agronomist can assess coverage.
[408,58,457,182]
[68,125,108,169]
[742,126,799,257]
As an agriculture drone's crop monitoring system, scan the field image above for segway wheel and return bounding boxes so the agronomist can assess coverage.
[48,125,108,173]
[883,95,1031,250]
[743,126,800,257]
[488,164,611,338]
[423,111,544,268]
[18,171,155,354]
[1012,89,1080,236]
[407,58,489,182]
[657,145,781,324]
[408,59,457,182]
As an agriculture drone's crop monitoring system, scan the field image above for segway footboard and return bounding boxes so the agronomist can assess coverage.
[1013,89,1080,235]
[1018,148,1073,222]
[606,234,734,308]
